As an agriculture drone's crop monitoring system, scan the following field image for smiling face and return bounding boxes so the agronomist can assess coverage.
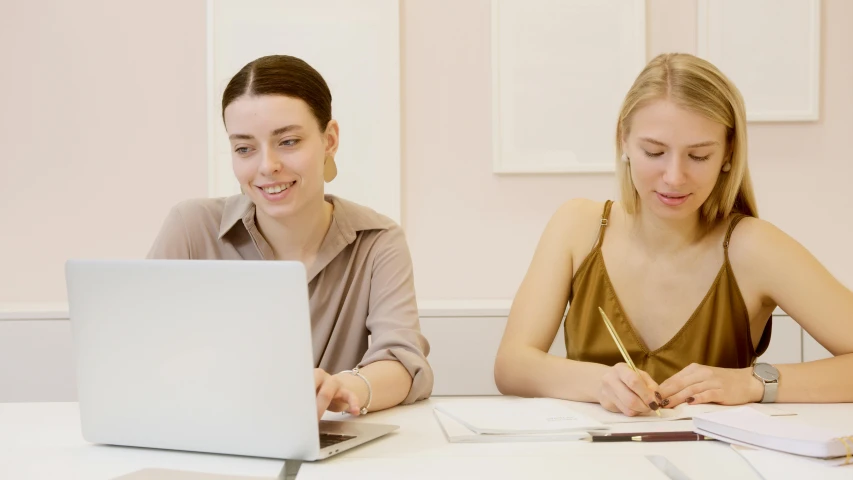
[224,94,338,220]
[622,99,729,221]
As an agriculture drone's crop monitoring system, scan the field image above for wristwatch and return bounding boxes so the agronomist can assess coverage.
[752,363,780,403]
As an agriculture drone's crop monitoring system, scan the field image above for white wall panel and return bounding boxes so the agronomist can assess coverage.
[491,0,646,173]
[208,0,402,221]
[697,0,821,121]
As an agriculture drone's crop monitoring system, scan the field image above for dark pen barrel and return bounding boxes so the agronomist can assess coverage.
[590,433,713,442]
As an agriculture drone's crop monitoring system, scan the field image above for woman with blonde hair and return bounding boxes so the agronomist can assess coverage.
[494,53,853,416]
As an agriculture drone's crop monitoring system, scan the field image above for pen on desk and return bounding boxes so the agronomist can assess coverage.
[590,432,715,443]
[597,306,661,417]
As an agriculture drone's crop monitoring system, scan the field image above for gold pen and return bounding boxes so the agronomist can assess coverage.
[598,306,661,417]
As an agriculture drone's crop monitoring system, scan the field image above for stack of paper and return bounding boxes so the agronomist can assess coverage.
[693,407,853,468]
[432,397,609,443]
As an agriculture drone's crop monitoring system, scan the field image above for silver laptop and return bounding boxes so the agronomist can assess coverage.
[65,259,398,460]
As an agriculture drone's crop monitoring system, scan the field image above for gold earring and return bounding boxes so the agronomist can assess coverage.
[324,156,338,182]
[722,162,732,173]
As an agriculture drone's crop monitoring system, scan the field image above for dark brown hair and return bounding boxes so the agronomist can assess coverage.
[221,55,332,131]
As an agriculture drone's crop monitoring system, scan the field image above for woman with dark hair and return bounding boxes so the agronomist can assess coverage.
[149,55,433,419]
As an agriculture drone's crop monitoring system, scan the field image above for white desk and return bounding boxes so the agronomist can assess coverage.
[2,399,852,480]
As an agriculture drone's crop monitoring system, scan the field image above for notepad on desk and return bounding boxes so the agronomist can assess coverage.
[432,397,608,443]
[693,407,853,467]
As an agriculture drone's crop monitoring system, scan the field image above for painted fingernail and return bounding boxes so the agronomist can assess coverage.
[662,398,670,407]
[648,401,659,411]
[687,396,695,404]
[655,392,662,402]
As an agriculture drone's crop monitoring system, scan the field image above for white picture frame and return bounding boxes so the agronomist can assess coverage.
[206,0,402,222]
[491,0,646,174]
[697,0,821,122]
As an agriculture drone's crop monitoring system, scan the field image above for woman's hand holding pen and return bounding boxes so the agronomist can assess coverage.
[597,363,666,416]
[658,363,763,408]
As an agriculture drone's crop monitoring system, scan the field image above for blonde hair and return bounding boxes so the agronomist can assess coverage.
[615,53,758,224]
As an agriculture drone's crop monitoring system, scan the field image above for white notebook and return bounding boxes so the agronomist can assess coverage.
[693,407,853,461]
[433,397,609,435]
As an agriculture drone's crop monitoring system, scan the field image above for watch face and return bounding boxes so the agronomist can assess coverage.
[755,363,780,382]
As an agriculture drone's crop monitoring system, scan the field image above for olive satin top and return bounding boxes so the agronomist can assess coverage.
[564,200,772,383]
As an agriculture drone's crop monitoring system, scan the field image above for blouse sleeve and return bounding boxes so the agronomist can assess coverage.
[146,203,192,259]
[358,225,434,403]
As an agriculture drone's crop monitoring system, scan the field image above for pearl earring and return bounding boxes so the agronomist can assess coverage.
[722,162,731,173]
[621,153,629,163]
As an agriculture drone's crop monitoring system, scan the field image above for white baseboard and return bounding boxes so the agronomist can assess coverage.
[0,299,817,402]
[0,303,70,321]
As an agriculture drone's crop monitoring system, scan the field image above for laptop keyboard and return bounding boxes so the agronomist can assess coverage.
[319,432,356,448]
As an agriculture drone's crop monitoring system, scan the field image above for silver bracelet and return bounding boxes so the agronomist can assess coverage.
[339,366,372,415]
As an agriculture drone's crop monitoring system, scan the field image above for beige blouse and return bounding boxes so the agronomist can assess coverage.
[147,194,433,404]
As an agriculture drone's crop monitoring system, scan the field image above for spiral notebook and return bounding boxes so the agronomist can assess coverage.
[693,407,853,466]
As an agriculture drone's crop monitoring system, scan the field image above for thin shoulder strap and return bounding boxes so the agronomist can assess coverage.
[723,213,747,252]
[592,200,614,249]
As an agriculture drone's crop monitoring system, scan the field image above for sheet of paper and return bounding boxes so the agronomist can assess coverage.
[432,397,608,434]
[433,409,589,443]
[568,401,793,424]
[296,455,671,480]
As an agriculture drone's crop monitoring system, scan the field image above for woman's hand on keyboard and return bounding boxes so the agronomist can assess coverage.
[314,368,361,420]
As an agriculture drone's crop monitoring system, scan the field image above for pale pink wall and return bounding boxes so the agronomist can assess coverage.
[402,0,853,301]
[2,0,850,305]
[401,0,613,302]
[0,0,208,303]
[645,0,697,55]
[747,0,853,291]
